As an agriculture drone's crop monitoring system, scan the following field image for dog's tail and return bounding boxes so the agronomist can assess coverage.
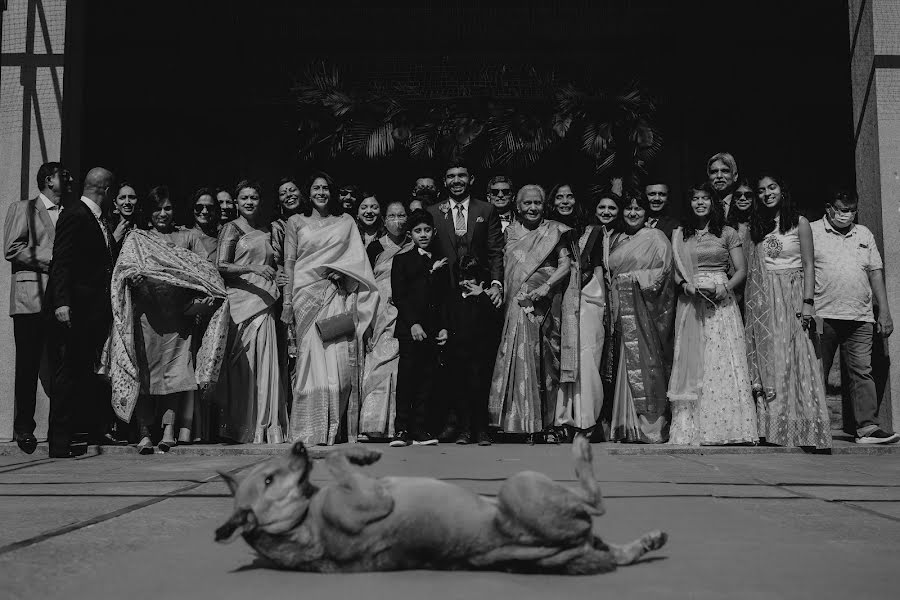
[572,435,604,516]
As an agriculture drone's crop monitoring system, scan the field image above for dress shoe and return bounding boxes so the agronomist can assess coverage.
[439,425,457,443]
[49,446,87,459]
[455,432,472,445]
[15,433,38,455]
[476,432,492,446]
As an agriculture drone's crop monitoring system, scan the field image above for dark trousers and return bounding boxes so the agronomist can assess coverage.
[447,339,491,436]
[395,339,438,435]
[12,314,52,436]
[820,319,879,434]
[48,315,112,452]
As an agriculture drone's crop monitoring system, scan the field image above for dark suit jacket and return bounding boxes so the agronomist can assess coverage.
[4,197,56,315]
[427,198,503,287]
[390,247,449,342]
[647,214,680,240]
[46,199,114,324]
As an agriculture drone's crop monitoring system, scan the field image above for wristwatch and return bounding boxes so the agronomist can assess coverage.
[803,298,815,306]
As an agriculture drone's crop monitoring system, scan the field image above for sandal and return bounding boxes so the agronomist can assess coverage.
[137,437,154,455]
[157,438,176,452]
[545,430,560,445]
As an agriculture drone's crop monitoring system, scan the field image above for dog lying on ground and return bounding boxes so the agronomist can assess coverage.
[216,437,667,574]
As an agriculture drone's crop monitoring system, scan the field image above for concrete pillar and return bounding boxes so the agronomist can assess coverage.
[0,0,68,441]
[848,0,900,431]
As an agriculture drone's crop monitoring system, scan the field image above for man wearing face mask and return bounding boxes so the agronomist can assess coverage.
[643,180,679,240]
[811,192,898,445]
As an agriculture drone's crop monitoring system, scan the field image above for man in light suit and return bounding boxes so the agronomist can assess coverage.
[46,167,117,458]
[3,162,70,453]
[427,161,504,445]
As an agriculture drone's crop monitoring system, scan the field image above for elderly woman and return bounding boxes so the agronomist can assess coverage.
[489,184,578,445]
[216,179,288,444]
[359,200,412,439]
[744,173,831,448]
[668,183,757,445]
[122,186,221,453]
[282,171,379,446]
[355,193,384,248]
[605,192,676,443]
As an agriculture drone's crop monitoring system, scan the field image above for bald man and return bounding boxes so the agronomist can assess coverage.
[46,167,117,458]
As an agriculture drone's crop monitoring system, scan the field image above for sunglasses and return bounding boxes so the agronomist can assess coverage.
[734,192,754,199]
[489,188,511,197]
[194,204,216,214]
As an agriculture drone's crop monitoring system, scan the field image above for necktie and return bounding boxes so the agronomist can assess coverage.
[98,216,112,251]
[454,204,466,236]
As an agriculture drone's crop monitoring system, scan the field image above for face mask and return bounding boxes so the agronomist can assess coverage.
[829,208,855,228]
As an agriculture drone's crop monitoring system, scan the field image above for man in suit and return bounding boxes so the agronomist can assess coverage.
[46,167,117,458]
[486,175,515,233]
[3,162,70,453]
[427,161,504,444]
[644,181,679,240]
[707,152,739,219]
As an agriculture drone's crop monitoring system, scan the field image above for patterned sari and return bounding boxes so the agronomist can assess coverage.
[605,227,675,443]
[489,220,577,434]
[286,214,379,446]
[359,235,413,437]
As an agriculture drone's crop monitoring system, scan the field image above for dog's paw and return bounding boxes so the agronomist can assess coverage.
[340,445,383,466]
[641,530,668,552]
[572,434,592,464]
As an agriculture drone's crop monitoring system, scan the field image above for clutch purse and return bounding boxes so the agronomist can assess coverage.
[316,311,355,342]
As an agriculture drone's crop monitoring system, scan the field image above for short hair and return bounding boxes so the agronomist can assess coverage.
[706,152,739,177]
[233,179,262,200]
[623,189,651,213]
[301,171,343,217]
[339,183,360,197]
[486,175,514,196]
[214,185,232,198]
[643,180,669,193]
[456,253,487,283]
[406,208,434,231]
[36,162,62,191]
[831,190,859,206]
[443,159,471,177]
[515,184,546,205]
[140,185,171,216]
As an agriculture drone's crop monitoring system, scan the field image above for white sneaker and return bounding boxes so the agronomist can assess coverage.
[856,429,900,444]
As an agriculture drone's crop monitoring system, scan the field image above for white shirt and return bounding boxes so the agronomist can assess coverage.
[450,198,469,236]
[39,192,61,226]
[811,218,882,323]
[81,196,110,249]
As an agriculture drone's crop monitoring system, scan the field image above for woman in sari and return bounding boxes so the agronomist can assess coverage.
[744,173,831,448]
[553,185,606,442]
[358,200,411,439]
[282,171,379,446]
[216,179,287,444]
[489,184,578,445]
[668,183,757,445]
[126,186,220,453]
[606,192,676,443]
[355,193,384,248]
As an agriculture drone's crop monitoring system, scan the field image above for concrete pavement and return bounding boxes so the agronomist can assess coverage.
[1,443,899,599]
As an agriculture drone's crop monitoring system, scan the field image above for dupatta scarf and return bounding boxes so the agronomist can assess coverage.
[744,240,776,400]
[102,229,230,422]
[667,228,707,401]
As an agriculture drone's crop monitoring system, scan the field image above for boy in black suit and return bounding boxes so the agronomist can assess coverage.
[390,210,449,447]
[448,254,495,445]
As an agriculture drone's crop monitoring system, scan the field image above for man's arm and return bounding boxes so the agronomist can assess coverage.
[4,201,52,272]
[485,203,504,284]
[869,268,893,337]
[48,209,78,312]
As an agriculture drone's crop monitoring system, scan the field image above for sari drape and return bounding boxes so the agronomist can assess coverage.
[489,220,576,434]
[605,227,675,443]
[287,214,379,446]
[216,226,287,444]
[102,229,230,423]
[359,236,412,437]
[555,226,605,430]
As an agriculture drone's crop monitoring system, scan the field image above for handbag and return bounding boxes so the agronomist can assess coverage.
[316,311,355,342]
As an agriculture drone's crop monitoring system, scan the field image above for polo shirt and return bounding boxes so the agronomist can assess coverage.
[811,218,882,323]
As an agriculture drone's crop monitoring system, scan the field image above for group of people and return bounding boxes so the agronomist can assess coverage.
[6,152,899,458]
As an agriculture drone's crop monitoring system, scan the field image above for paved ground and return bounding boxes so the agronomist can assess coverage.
[1,443,899,600]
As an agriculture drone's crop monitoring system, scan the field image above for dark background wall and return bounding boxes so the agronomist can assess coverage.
[72,0,853,222]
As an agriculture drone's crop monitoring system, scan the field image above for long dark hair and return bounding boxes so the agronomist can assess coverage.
[547,182,585,233]
[590,191,625,231]
[275,176,305,220]
[725,176,754,229]
[749,172,799,243]
[301,171,343,217]
[682,182,724,240]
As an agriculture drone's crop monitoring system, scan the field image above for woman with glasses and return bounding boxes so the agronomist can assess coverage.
[744,173,831,448]
[667,183,757,445]
[359,200,413,439]
[725,178,756,312]
[605,192,676,443]
[215,179,288,445]
[190,187,220,262]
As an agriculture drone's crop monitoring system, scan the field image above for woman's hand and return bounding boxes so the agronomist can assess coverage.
[255,265,276,281]
[410,324,427,342]
[713,283,728,302]
[681,282,696,297]
[435,329,448,346]
[128,273,146,287]
[113,219,129,243]
[281,306,294,326]
[527,283,551,301]
[275,268,289,287]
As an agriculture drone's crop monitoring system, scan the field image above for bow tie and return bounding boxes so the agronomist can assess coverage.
[417,248,431,258]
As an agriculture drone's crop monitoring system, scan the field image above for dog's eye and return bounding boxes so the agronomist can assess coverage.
[264,475,273,486]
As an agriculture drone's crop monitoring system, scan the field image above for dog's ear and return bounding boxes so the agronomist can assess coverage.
[215,507,256,543]
[218,471,240,496]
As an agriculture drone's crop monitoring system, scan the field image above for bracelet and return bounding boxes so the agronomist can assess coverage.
[803,298,814,306]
